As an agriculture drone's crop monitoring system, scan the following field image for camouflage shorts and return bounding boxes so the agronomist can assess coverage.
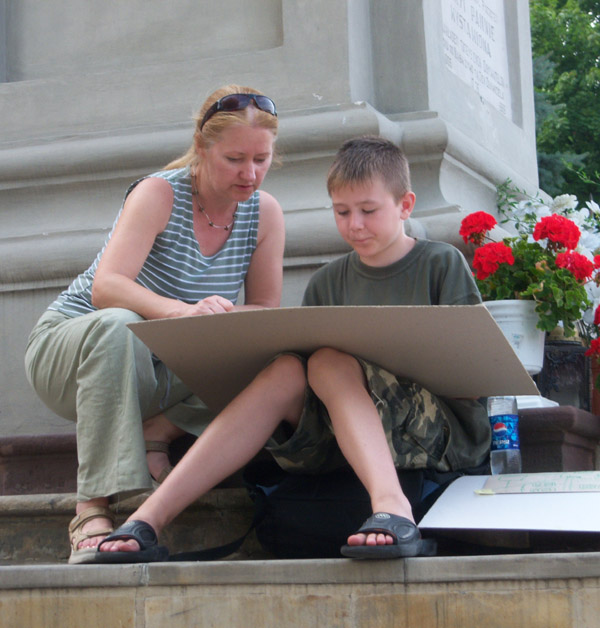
[266,355,452,474]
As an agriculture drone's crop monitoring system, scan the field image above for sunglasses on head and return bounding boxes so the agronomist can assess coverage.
[200,93,277,131]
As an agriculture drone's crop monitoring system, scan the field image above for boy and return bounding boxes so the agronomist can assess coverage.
[96,136,490,562]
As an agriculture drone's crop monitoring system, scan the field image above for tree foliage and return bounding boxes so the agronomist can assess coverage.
[530,0,600,199]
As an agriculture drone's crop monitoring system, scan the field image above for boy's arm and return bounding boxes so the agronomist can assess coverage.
[436,247,482,306]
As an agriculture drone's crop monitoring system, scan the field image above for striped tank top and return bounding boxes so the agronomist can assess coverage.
[49,167,260,317]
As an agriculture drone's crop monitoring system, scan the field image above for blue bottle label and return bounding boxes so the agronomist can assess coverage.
[489,414,520,451]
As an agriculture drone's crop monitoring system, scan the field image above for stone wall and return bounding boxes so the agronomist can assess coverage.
[0,0,538,436]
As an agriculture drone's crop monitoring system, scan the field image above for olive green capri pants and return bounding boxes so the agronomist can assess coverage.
[24,308,214,502]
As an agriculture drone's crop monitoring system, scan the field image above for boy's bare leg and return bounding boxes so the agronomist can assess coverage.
[100,354,306,553]
[307,347,413,547]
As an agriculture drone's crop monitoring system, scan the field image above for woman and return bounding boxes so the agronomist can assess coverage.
[24,85,284,564]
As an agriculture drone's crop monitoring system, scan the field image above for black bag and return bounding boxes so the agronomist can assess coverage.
[168,458,470,561]
[242,459,453,559]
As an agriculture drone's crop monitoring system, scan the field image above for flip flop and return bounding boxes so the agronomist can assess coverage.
[93,520,169,564]
[340,512,437,559]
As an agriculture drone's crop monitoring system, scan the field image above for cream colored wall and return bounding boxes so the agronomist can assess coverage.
[0,0,537,435]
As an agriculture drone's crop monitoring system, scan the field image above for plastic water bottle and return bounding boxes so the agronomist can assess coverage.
[488,395,522,475]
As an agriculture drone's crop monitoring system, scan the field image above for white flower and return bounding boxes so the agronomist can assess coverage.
[513,199,547,220]
[583,306,596,325]
[586,283,600,300]
[529,232,548,248]
[552,194,579,212]
[586,199,600,216]
[532,204,552,220]
[582,290,600,324]
[507,200,551,236]
[569,207,590,228]
[578,231,600,256]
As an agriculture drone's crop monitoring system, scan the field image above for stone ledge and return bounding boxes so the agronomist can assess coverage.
[519,406,600,472]
[3,557,599,628]
[1,552,600,590]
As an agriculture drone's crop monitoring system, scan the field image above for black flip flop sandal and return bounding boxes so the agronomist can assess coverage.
[93,520,169,564]
[340,512,437,559]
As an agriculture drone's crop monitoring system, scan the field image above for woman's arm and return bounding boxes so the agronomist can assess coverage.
[92,177,234,319]
[236,190,285,310]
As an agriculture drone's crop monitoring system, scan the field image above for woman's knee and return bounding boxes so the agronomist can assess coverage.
[25,308,152,422]
[83,308,149,361]
[89,308,144,336]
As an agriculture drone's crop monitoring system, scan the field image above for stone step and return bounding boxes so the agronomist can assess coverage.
[0,488,268,565]
[4,487,600,566]
[3,404,600,565]
[3,406,600,498]
[3,488,600,627]
[1,553,600,627]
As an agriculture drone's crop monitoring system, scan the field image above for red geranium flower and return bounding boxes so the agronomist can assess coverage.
[460,183,600,340]
[586,337,600,358]
[532,214,581,250]
[555,251,595,281]
[472,241,514,280]
[459,211,497,245]
[594,304,600,327]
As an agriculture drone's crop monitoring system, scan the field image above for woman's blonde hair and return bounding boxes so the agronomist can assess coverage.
[165,84,279,170]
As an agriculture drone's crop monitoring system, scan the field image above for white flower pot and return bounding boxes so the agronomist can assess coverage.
[484,299,546,375]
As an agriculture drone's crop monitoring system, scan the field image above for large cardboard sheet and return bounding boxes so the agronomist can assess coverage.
[419,474,600,532]
[129,304,539,413]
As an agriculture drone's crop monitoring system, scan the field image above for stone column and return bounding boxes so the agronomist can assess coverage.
[0,0,537,436]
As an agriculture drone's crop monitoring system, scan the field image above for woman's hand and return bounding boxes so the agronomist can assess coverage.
[166,295,235,318]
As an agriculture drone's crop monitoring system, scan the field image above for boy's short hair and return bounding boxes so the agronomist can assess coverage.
[327,135,412,202]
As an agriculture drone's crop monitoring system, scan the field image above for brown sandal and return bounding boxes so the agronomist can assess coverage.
[145,440,174,485]
[68,506,116,564]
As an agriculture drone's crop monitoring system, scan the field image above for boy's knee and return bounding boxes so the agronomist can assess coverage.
[308,347,353,375]
[262,354,306,388]
[307,348,364,391]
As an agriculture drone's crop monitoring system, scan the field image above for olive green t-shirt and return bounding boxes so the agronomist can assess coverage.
[301,239,490,470]
[302,239,482,307]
